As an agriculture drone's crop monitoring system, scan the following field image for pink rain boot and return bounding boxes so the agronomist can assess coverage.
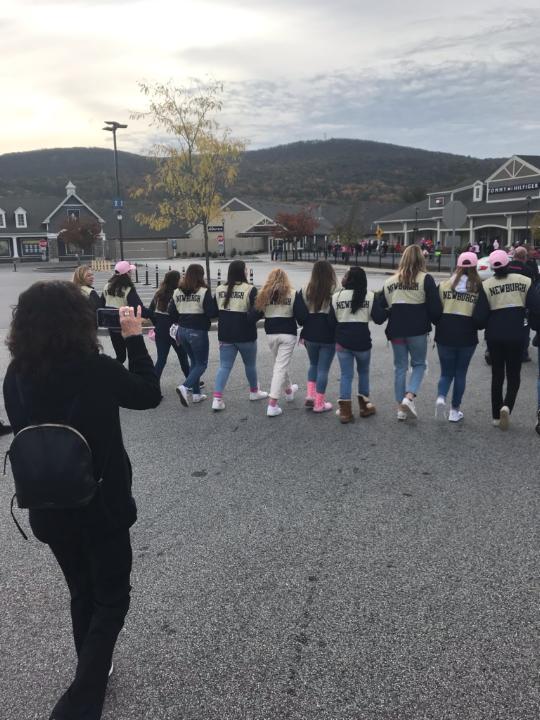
[304,381,316,408]
[313,392,333,413]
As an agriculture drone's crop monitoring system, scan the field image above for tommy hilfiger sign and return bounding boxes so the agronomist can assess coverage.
[489,182,540,195]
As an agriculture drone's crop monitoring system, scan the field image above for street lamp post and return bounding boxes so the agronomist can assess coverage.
[414,207,419,244]
[103,120,128,260]
[525,195,532,245]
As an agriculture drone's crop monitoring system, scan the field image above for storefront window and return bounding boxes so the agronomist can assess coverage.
[21,240,42,256]
[0,239,10,256]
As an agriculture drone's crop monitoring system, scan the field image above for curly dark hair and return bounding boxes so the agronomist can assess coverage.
[106,272,134,297]
[6,281,99,378]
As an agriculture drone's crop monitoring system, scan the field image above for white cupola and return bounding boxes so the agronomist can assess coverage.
[65,180,76,196]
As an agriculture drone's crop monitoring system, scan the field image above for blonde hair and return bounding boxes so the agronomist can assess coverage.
[397,245,426,286]
[72,265,92,287]
[255,268,293,310]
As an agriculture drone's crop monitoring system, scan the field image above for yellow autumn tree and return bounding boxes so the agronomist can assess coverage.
[131,80,245,283]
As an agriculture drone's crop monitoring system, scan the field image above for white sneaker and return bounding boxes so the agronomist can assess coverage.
[267,404,282,417]
[285,384,299,402]
[397,410,407,421]
[435,396,446,421]
[492,418,500,427]
[175,385,189,407]
[400,396,417,419]
[192,393,207,403]
[499,405,510,431]
[212,397,225,411]
[448,409,464,422]
[250,389,268,401]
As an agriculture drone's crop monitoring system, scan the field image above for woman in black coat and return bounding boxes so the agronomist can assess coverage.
[3,281,161,720]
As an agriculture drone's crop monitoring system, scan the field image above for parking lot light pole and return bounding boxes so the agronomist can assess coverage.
[103,120,128,260]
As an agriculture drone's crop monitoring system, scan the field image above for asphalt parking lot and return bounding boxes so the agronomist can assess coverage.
[0,260,538,720]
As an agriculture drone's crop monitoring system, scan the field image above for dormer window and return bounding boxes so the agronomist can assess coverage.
[473,182,483,202]
[15,207,27,228]
[0,209,5,228]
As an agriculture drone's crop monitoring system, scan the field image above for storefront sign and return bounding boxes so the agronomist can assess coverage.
[489,182,539,195]
[207,225,224,232]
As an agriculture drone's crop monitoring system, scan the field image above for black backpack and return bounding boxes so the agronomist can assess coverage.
[4,384,99,539]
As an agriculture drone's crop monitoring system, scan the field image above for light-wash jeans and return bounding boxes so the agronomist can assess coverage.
[337,348,371,400]
[267,334,297,399]
[214,341,258,394]
[436,343,476,409]
[391,334,428,403]
[177,327,209,394]
[304,340,335,394]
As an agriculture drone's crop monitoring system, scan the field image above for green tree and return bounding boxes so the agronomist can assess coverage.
[131,80,245,283]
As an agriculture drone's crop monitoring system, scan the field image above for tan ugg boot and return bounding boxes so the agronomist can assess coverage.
[337,399,354,424]
[358,394,376,417]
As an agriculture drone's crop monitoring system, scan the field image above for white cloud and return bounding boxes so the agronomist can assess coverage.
[1,1,539,157]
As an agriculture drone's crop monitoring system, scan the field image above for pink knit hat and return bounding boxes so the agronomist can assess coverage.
[114,260,136,274]
[457,251,478,267]
[489,250,509,269]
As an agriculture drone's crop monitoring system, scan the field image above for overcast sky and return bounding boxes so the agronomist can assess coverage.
[2,0,539,158]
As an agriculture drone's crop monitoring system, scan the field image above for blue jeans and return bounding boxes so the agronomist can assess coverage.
[304,340,335,393]
[436,344,476,409]
[214,341,258,394]
[177,327,209,394]
[337,348,371,399]
[391,335,428,403]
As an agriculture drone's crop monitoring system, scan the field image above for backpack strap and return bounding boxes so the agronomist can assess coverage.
[10,493,28,540]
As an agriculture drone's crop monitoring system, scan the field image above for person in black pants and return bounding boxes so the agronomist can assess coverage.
[473,250,540,430]
[3,281,161,720]
[148,270,190,380]
[101,261,149,364]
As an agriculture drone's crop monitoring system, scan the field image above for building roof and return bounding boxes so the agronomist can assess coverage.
[516,156,540,172]
[0,194,59,233]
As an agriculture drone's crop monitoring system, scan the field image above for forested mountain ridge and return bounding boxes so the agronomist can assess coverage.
[0,139,504,208]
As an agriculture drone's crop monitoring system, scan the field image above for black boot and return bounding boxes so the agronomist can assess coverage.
[0,420,12,437]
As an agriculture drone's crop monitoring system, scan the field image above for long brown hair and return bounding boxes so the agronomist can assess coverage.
[451,267,482,294]
[154,270,180,312]
[397,245,426,286]
[180,264,207,296]
[255,268,293,310]
[224,260,247,309]
[7,281,99,378]
[305,260,336,312]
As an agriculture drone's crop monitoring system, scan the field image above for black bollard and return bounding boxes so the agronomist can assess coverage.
[144,264,149,285]
[217,267,221,283]
[155,265,159,288]
[249,268,254,284]
[12,260,17,272]
[169,265,171,271]
[182,266,185,278]
[135,264,139,283]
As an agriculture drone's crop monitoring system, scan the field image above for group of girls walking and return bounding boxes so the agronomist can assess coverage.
[73,244,540,431]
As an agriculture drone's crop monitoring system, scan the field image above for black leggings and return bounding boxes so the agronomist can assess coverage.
[109,330,127,364]
[46,528,132,720]
[487,340,522,418]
